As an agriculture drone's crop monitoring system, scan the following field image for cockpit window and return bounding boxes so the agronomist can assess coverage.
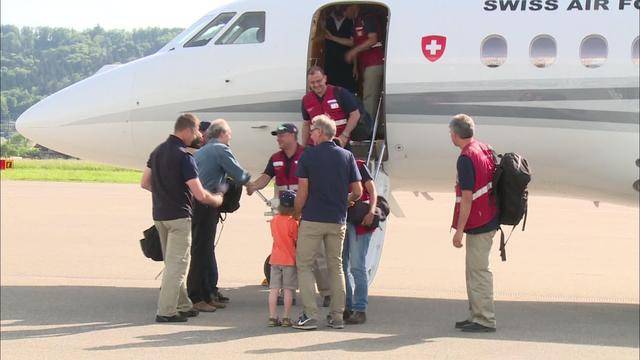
[184,12,236,48]
[216,12,265,45]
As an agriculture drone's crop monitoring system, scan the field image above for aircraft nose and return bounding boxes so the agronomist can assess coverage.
[15,98,50,140]
[14,65,138,166]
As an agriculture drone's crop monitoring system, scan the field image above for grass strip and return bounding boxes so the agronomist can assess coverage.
[1,159,141,184]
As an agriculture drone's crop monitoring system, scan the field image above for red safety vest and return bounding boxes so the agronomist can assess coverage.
[352,159,375,235]
[353,14,384,71]
[271,144,304,193]
[451,140,498,231]
[355,160,371,204]
[302,85,349,145]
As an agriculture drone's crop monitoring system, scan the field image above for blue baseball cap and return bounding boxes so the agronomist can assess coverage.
[279,190,296,208]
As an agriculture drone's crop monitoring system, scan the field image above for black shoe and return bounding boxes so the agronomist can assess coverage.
[178,309,199,318]
[155,314,188,323]
[343,309,352,321]
[461,322,496,333]
[216,291,230,303]
[292,313,318,330]
[322,296,331,307]
[345,311,366,325]
[326,315,345,329]
[455,319,472,329]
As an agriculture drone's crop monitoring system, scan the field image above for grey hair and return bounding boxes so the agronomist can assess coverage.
[449,114,475,139]
[205,119,229,141]
[311,114,336,138]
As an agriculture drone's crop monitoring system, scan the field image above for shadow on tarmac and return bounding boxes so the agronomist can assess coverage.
[1,285,638,353]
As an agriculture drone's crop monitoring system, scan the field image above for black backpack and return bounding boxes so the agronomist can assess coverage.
[140,225,163,261]
[492,152,532,261]
[218,177,242,213]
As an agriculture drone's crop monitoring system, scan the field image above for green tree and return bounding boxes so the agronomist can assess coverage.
[0,24,183,124]
[0,133,38,157]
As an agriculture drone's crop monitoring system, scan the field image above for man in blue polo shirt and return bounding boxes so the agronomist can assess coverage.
[292,114,362,330]
[141,113,223,323]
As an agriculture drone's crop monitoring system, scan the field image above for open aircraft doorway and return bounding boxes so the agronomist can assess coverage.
[307,3,389,158]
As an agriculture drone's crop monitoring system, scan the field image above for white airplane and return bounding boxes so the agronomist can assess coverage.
[15,0,639,284]
[15,0,639,204]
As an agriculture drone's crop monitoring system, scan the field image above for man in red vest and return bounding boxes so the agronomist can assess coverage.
[449,114,499,333]
[301,66,361,148]
[246,123,332,306]
[342,159,377,325]
[247,123,305,196]
[344,4,384,119]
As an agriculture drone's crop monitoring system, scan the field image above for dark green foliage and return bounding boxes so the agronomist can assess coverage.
[0,25,183,123]
[1,133,39,157]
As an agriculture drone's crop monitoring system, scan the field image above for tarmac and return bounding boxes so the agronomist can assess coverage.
[1,180,638,359]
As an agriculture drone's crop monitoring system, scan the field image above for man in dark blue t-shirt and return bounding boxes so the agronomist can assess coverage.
[292,114,362,330]
[141,113,223,323]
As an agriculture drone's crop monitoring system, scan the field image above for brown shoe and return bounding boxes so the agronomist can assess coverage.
[208,300,227,309]
[192,301,217,312]
[345,311,366,325]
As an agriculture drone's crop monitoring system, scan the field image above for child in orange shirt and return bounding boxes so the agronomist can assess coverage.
[268,190,299,327]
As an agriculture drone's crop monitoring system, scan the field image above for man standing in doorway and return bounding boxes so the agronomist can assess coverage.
[292,115,362,330]
[449,114,499,333]
[323,5,356,93]
[344,4,384,119]
[141,113,223,323]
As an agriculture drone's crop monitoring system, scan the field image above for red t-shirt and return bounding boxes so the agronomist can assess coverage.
[269,214,298,266]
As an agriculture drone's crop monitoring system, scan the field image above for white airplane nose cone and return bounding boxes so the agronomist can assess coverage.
[15,102,45,142]
[12,63,139,165]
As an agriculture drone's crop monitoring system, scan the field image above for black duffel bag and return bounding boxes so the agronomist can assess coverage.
[218,177,242,213]
[140,225,163,261]
[346,195,390,229]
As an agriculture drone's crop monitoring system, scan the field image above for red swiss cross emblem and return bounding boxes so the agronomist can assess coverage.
[421,35,446,62]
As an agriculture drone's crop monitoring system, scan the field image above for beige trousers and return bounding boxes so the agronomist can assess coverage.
[296,220,347,320]
[154,218,193,317]
[313,242,331,297]
[362,65,384,119]
[465,230,497,328]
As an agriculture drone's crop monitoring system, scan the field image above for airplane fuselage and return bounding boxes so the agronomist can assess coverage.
[16,0,640,204]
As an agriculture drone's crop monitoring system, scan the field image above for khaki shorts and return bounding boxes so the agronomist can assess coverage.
[270,265,298,290]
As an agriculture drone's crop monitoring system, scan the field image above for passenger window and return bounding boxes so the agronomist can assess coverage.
[530,35,557,68]
[481,35,507,68]
[184,12,236,48]
[216,12,265,45]
[633,37,639,65]
[580,35,608,68]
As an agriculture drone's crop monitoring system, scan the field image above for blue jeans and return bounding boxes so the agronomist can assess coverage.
[343,224,372,312]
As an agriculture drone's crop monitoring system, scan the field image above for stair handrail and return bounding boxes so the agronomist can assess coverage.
[366,94,384,166]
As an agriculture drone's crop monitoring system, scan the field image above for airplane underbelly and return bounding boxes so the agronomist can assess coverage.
[385,114,639,204]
